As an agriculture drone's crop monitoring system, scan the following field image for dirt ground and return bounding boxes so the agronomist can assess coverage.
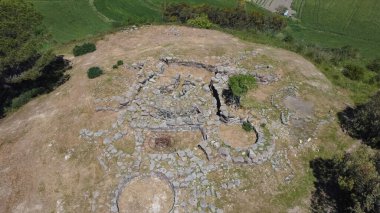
[252,0,295,14]
[0,25,351,213]
[219,125,257,148]
[118,175,174,213]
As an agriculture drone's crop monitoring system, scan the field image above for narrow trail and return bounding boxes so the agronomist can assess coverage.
[88,0,115,23]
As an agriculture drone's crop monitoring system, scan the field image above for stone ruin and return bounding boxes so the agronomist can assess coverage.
[80,55,281,213]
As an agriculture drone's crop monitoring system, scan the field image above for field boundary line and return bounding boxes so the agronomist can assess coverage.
[88,0,115,23]
[343,0,359,32]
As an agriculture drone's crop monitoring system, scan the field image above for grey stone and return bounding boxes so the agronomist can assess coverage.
[127,105,137,112]
[177,150,186,158]
[201,179,209,186]
[185,173,196,182]
[172,181,180,188]
[165,171,174,179]
[198,141,212,160]
[218,147,230,157]
[189,197,197,206]
[113,132,123,141]
[150,161,155,170]
[103,138,112,145]
[209,204,216,212]
[216,209,224,213]
[200,200,207,208]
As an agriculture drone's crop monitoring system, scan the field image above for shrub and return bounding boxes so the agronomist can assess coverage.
[338,91,380,149]
[87,67,103,79]
[73,43,96,56]
[10,88,44,109]
[242,121,253,132]
[112,64,118,69]
[187,15,213,29]
[117,60,124,66]
[164,3,287,32]
[310,148,380,212]
[368,74,380,85]
[366,58,380,73]
[342,64,365,80]
[283,33,294,43]
[228,74,257,97]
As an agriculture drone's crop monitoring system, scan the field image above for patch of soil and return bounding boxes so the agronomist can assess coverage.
[145,131,202,153]
[219,124,257,148]
[118,175,174,213]
[283,96,314,117]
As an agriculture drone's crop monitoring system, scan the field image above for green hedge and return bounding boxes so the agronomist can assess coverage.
[87,67,103,79]
[73,43,96,56]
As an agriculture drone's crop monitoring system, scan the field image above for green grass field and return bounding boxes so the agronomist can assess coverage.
[291,0,380,58]
[29,0,262,43]
[93,0,262,23]
[29,0,112,43]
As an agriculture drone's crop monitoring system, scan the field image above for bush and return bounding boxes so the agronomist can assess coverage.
[368,74,380,85]
[338,91,380,149]
[342,64,365,80]
[310,148,380,212]
[87,67,103,79]
[228,74,257,97]
[73,43,96,56]
[10,88,44,109]
[242,121,253,132]
[117,60,124,66]
[283,33,294,43]
[112,64,118,69]
[164,3,287,32]
[187,15,213,29]
[367,58,380,73]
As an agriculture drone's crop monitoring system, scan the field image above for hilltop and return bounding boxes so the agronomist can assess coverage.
[0,26,355,212]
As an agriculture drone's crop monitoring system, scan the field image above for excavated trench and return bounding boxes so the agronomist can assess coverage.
[209,81,222,116]
[209,81,229,123]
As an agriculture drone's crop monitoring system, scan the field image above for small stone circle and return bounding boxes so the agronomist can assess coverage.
[117,173,175,213]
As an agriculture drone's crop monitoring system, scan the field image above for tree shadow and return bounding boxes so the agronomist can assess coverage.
[337,96,380,150]
[0,55,70,118]
[222,88,240,106]
[310,158,349,213]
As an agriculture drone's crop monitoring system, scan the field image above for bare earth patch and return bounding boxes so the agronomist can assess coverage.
[219,124,256,148]
[118,175,174,213]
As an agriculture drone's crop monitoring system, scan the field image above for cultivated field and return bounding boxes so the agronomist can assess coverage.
[28,0,262,43]
[29,0,112,43]
[252,0,294,12]
[291,0,380,58]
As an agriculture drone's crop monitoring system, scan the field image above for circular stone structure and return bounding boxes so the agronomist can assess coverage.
[117,174,175,213]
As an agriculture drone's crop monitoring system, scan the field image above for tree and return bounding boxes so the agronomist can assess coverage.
[338,92,380,149]
[0,0,69,116]
[0,0,47,84]
[310,147,380,212]
[228,74,257,97]
[367,58,380,73]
